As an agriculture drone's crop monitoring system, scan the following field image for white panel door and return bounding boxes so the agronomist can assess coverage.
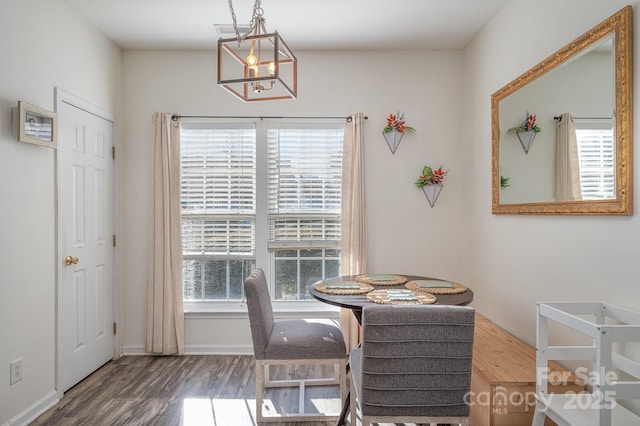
[58,100,114,392]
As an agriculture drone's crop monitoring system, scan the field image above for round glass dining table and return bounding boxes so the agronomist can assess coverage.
[309,274,474,323]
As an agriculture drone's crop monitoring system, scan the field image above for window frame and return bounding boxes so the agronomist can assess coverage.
[574,119,615,200]
[180,118,345,314]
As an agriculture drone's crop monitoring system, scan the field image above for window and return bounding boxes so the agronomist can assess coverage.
[575,121,615,200]
[268,126,343,300]
[180,123,256,301]
[180,120,344,306]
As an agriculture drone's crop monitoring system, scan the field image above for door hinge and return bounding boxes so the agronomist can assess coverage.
[112,146,116,159]
[113,234,116,247]
[113,322,117,335]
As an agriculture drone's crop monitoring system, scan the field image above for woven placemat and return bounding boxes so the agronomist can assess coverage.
[314,281,374,295]
[355,274,408,286]
[366,289,437,305]
[405,280,468,295]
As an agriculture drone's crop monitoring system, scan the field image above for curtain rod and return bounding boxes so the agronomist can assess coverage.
[553,115,613,121]
[172,114,368,122]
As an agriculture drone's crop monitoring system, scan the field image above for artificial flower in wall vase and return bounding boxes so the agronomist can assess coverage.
[509,111,541,154]
[415,165,447,207]
[382,111,415,154]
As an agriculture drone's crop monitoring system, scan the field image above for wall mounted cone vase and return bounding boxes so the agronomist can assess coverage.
[516,130,536,154]
[383,131,404,154]
[422,184,443,207]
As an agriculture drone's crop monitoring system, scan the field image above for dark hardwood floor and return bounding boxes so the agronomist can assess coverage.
[31,355,343,426]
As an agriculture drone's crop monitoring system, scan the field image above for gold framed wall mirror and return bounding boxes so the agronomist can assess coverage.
[491,6,632,215]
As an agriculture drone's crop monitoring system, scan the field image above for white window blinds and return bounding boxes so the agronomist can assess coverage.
[180,123,256,257]
[576,127,615,200]
[267,125,344,248]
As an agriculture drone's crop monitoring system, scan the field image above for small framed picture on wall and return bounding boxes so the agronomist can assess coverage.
[17,101,57,148]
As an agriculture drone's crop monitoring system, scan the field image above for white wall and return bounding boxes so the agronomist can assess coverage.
[120,49,469,351]
[463,0,640,344]
[0,0,122,423]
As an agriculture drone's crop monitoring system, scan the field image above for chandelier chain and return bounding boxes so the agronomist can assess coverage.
[228,0,263,43]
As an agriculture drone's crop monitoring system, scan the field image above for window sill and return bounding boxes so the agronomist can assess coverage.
[184,300,341,320]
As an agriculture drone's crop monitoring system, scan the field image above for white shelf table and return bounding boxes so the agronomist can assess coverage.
[533,302,640,426]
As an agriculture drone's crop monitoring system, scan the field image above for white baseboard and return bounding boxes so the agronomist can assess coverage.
[3,390,58,426]
[121,344,253,356]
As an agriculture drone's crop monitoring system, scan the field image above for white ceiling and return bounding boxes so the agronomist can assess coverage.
[64,0,509,50]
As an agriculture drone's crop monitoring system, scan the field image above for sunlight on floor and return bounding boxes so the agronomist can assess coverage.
[182,396,342,425]
[309,396,342,416]
[182,398,257,426]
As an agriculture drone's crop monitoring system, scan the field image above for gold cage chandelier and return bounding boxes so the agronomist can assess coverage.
[217,0,297,102]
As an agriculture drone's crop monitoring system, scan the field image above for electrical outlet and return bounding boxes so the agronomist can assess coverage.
[10,358,23,385]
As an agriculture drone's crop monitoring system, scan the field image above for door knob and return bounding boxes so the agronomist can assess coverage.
[64,256,79,266]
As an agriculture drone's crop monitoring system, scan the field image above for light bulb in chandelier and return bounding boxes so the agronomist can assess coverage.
[246,54,258,67]
[245,54,259,77]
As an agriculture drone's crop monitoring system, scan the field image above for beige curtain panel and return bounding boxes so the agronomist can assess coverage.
[340,113,367,352]
[555,113,581,201]
[146,112,185,355]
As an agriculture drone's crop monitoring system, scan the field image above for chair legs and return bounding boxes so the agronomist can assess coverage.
[254,358,346,423]
[349,369,358,425]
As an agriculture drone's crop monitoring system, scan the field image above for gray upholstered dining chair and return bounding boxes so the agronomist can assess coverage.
[349,304,475,426]
[244,268,347,423]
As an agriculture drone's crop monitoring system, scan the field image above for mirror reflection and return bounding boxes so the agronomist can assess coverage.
[499,35,615,204]
[491,6,632,215]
